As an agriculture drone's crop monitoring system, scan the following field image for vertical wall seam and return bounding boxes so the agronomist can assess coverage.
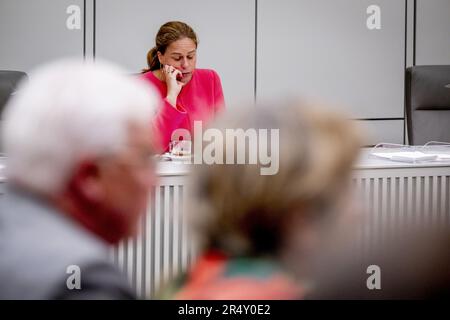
[93,0,96,59]
[254,0,258,102]
[413,0,417,66]
[403,0,407,145]
[83,0,86,58]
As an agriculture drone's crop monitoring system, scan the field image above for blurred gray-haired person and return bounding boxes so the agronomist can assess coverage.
[0,59,160,299]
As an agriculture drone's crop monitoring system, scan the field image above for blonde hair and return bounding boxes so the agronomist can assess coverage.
[188,100,362,258]
[143,21,198,73]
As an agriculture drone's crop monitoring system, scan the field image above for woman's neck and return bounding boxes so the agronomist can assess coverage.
[152,69,164,82]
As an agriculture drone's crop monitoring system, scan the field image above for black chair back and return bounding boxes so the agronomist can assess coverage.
[406,65,450,145]
[0,70,28,118]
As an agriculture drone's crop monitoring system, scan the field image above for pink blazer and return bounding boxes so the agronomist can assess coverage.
[141,69,225,152]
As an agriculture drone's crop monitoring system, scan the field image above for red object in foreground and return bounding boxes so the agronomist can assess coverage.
[173,251,303,300]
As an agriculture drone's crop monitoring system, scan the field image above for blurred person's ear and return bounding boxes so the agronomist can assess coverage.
[55,159,129,244]
[67,160,105,203]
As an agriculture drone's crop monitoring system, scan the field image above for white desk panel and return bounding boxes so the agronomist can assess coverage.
[1,150,449,298]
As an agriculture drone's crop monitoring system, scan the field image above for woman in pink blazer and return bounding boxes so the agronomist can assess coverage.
[141,21,225,153]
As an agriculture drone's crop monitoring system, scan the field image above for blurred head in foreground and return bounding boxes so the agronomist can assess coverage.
[0,59,160,299]
[169,100,362,299]
[2,59,159,244]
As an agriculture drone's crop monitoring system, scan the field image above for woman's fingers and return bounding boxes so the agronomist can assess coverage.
[163,64,170,75]
[164,65,175,73]
[164,65,178,78]
[164,65,183,84]
[163,65,184,96]
[173,68,182,77]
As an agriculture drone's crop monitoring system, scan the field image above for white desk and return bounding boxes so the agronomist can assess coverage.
[110,149,450,298]
[354,149,450,253]
[1,151,449,298]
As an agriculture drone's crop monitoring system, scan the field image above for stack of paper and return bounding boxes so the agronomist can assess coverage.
[370,141,450,163]
[372,151,438,163]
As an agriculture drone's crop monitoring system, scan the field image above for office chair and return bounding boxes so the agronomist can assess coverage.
[0,71,27,155]
[0,70,28,118]
[406,65,450,145]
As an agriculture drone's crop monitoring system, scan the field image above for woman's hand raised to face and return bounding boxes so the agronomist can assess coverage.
[163,64,184,108]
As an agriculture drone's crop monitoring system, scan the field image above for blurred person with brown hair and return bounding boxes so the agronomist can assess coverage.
[162,100,362,299]
[0,59,159,299]
[141,21,225,153]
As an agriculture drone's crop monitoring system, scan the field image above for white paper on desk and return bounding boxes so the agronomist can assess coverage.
[372,151,438,162]
[427,153,450,161]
